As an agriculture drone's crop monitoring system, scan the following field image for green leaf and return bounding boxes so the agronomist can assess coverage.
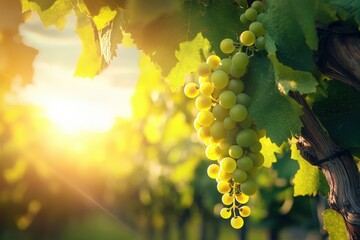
[327,0,360,25]
[323,209,347,240]
[28,0,56,11]
[263,0,317,72]
[244,54,302,146]
[315,0,339,25]
[166,33,210,91]
[268,54,318,94]
[290,142,319,196]
[259,136,281,168]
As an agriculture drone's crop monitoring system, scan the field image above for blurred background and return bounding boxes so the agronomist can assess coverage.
[0,1,326,240]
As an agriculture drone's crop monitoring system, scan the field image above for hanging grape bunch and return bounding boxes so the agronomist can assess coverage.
[184,1,266,229]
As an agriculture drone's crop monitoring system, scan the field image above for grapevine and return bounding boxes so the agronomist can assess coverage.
[184,1,266,229]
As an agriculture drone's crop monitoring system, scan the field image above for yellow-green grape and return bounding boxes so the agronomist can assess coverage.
[198,127,211,141]
[230,65,246,79]
[236,93,251,107]
[240,206,251,217]
[195,95,213,111]
[220,38,235,54]
[251,0,264,13]
[237,156,254,171]
[249,141,262,153]
[210,120,227,139]
[207,164,220,179]
[207,55,221,69]
[217,58,232,74]
[222,193,234,205]
[249,21,265,37]
[247,152,265,167]
[223,117,236,130]
[244,8,258,21]
[235,193,250,204]
[231,216,244,229]
[227,79,244,95]
[239,114,253,128]
[220,208,232,219]
[240,179,258,196]
[240,13,249,24]
[205,144,221,160]
[217,180,231,194]
[229,145,244,159]
[240,30,256,47]
[184,83,199,98]
[218,139,231,155]
[197,111,215,127]
[229,104,248,122]
[247,166,259,177]
[212,104,229,121]
[193,119,201,130]
[200,82,214,96]
[219,91,237,109]
[220,157,237,173]
[232,52,249,68]
[255,36,265,51]
[233,168,248,183]
[236,128,258,147]
[198,62,212,77]
[218,170,233,181]
[198,76,209,84]
[211,70,229,89]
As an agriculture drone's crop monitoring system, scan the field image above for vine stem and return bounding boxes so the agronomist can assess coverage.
[289,91,360,239]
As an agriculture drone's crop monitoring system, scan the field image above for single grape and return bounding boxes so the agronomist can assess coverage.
[194,119,201,130]
[240,206,251,217]
[220,157,237,173]
[231,216,244,229]
[249,21,265,37]
[235,193,249,204]
[222,193,234,205]
[197,111,215,127]
[198,63,212,77]
[205,144,221,160]
[237,156,254,171]
[198,127,211,141]
[227,79,244,95]
[240,179,258,196]
[223,117,236,130]
[210,121,226,139]
[184,83,199,98]
[240,30,256,46]
[200,82,214,96]
[232,52,249,68]
[247,152,265,167]
[240,13,249,24]
[207,164,220,179]
[220,38,235,54]
[230,65,246,79]
[211,70,229,89]
[233,168,248,183]
[249,141,262,153]
[230,104,248,122]
[236,93,251,107]
[217,58,232,74]
[212,104,229,121]
[219,91,237,109]
[251,1,264,13]
[217,180,231,194]
[236,128,258,147]
[229,145,244,158]
[195,95,212,110]
[220,208,232,219]
[239,114,253,128]
[244,8,258,21]
[255,36,265,51]
[218,169,233,181]
[206,55,221,69]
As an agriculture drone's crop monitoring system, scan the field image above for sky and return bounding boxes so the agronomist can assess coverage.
[16,12,140,133]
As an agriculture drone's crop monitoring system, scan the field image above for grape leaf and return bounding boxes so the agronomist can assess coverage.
[326,0,360,25]
[28,0,56,11]
[166,33,210,91]
[315,0,339,25]
[268,54,318,94]
[290,142,319,196]
[323,209,347,240]
[244,54,302,146]
[260,136,281,168]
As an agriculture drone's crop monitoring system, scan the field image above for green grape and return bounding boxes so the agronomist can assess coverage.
[240,179,258,196]
[247,166,259,177]
[220,208,232,219]
[237,156,254,171]
[206,55,221,69]
[236,93,251,107]
[240,206,251,217]
[231,216,244,229]
[240,30,256,46]
[233,168,248,183]
[184,83,199,98]
[239,114,253,128]
[207,164,220,179]
[249,141,262,152]
[218,139,231,152]
[218,169,232,181]
[255,36,265,51]
[240,13,249,24]
[222,193,234,205]
[236,128,258,147]
[220,38,235,54]
[256,12,266,22]
[200,82,214,96]
[197,111,215,127]
[235,193,249,204]
[212,104,229,121]
[206,144,221,160]
[232,52,249,68]
[210,120,226,139]
[211,70,229,89]
[249,21,265,37]
[229,145,243,158]
[230,65,246,79]
[219,91,237,109]
[220,157,237,173]
[247,152,265,167]
[223,117,236,130]
[229,104,248,122]
[195,95,212,110]
[217,180,231,194]
[198,62,212,77]
[244,8,258,21]
[251,1,264,13]
[227,79,244,95]
[217,58,232,74]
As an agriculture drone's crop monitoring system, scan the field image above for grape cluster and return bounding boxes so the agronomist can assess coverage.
[184,1,266,230]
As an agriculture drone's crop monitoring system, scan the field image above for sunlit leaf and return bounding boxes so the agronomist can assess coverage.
[260,136,282,168]
[323,209,347,240]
